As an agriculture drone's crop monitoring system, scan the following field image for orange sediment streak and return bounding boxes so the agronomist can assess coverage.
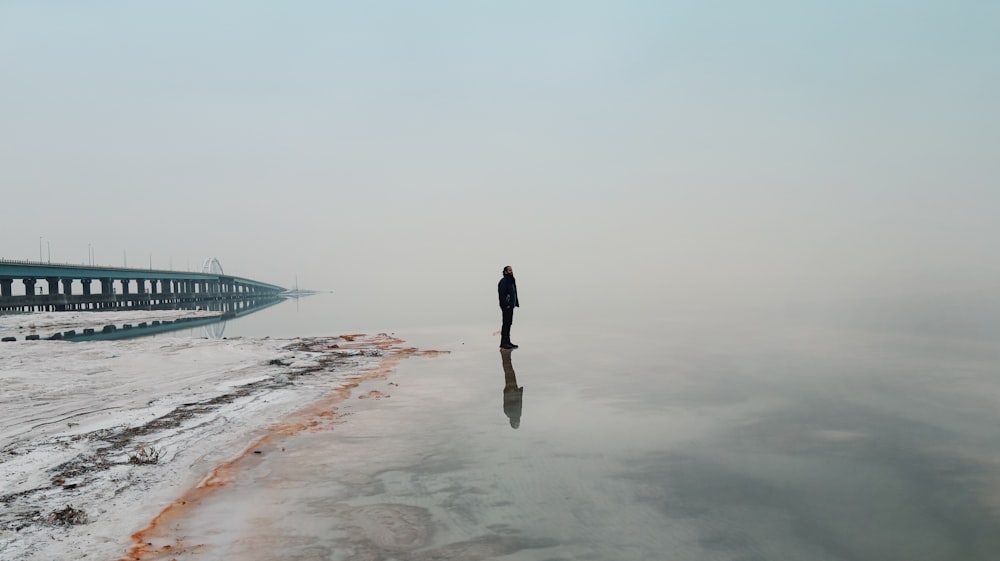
[119,334,446,561]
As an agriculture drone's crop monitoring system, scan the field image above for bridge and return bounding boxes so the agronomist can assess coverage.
[0,257,286,312]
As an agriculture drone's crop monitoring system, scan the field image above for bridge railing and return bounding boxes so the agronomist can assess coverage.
[0,258,52,266]
[0,257,167,271]
[0,258,210,276]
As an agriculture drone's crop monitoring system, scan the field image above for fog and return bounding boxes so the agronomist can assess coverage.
[2,1,998,332]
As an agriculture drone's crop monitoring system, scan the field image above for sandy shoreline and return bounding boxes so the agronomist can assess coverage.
[0,310,418,561]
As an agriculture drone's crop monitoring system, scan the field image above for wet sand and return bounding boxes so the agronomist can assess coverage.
[120,336,448,561]
[117,346,562,561]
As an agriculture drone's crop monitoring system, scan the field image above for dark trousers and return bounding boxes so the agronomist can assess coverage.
[501,306,514,345]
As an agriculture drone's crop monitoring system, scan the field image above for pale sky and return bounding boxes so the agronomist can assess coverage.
[2,1,998,326]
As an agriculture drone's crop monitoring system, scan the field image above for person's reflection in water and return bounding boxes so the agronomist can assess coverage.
[501,349,523,429]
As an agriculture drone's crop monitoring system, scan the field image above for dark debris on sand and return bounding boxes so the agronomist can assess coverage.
[0,337,373,531]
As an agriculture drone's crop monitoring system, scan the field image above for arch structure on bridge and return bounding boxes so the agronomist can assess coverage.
[0,258,286,312]
[202,257,224,275]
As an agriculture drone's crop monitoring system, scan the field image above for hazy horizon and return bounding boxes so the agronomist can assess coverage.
[2,1,998,330]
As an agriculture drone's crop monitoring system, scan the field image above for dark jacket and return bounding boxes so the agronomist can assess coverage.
[498,275,519,309]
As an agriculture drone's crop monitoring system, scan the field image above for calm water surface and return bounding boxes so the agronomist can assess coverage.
[160,293,1000,560]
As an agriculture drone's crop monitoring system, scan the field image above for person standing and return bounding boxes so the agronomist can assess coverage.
[498,265,519,349]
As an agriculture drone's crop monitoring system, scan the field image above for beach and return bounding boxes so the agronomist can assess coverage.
[5,303,1000,560]
[0,310,422,561]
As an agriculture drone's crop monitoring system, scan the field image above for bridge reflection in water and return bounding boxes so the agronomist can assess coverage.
[55,296,286,342]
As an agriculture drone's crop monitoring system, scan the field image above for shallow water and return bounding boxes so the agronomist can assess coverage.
[132,291,1000,560]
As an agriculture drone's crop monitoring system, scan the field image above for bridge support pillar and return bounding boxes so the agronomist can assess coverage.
[59,279,73,311]
[47,277,60,296]
[80,279,92,309]
[22,279,37,311]
[100,278,113,309]
[0,279,11,298]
